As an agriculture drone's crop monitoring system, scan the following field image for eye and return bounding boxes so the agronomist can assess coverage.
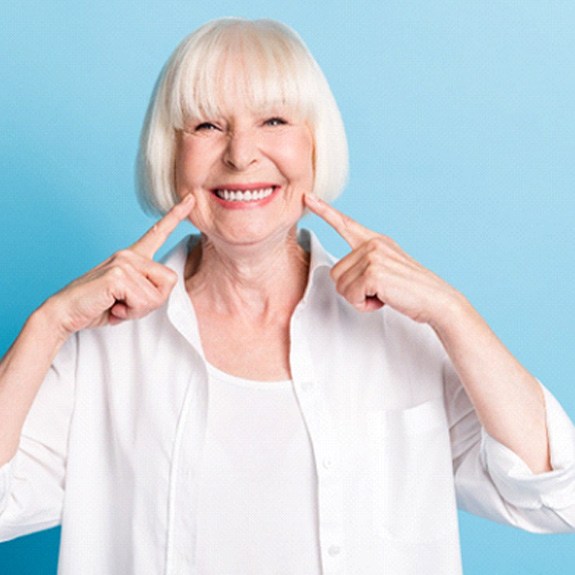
[194,122,220,131]
[264,117,288,127]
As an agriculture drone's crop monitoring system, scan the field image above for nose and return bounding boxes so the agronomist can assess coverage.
[223,129,259,171]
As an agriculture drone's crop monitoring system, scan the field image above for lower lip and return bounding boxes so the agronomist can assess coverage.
[210,187,280,210]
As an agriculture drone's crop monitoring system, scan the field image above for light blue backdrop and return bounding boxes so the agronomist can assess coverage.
[1,1,574,573]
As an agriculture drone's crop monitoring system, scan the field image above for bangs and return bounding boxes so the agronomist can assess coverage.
[167,21,317,127]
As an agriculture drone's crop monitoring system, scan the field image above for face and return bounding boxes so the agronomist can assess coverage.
[174,94,315,250]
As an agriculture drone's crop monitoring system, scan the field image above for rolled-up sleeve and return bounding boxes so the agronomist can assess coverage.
[0,334,77,542]
[481,385,575,517]
[0,459,15,517]
[445,353,575,533]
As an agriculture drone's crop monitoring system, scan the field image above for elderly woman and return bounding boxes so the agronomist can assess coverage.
[1,17,574,575]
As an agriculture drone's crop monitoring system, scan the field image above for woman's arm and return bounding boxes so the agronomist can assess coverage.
[304,193,551,473]
[432,295,550,472]
[0,195,195,468]
[0,307,70,466]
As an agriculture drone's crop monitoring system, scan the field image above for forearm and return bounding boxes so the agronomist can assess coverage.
[0,303,69,466]
[432,295,551,474]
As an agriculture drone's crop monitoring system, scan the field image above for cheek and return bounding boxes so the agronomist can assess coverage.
[174,140,213,191]
[174,148,192,193]
[283,137,314,182]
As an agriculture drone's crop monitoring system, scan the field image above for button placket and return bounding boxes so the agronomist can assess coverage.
[290,310,345,574]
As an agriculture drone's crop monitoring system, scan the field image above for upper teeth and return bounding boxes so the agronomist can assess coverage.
[215,187,275,202]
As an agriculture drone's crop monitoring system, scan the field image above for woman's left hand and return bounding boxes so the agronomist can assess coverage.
[304,194,464,327]
[304,193,553,473]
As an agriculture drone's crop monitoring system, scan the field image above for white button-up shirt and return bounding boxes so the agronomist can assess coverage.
[1,230,575,574]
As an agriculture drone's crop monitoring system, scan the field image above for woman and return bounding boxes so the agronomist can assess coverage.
[1,17,574,575]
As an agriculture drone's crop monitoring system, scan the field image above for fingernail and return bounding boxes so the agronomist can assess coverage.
[306,193,321,204]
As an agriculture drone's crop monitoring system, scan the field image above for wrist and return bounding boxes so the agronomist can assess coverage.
[30,297,75,350]
[428,291,476,341]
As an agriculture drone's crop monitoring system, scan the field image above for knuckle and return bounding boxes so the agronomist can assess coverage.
[365,250,381,265]
[364,237,397,264]
[341,215,355,235]
[143,294,165,315]
[150,222,166,241]
[366,236,388,251]
[144,283,170,309]
[112,249,133,262]
[334,277,347,296]
[108,265,126,281]
[157,285,175,304]
[164,268,178,286]
[151,265,178,291]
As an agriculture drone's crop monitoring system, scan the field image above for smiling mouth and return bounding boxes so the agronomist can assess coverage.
[213,186,276,203]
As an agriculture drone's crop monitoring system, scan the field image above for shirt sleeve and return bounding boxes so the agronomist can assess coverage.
[0,334,77,542]
[444,361,575,533]
[481,384,575,512]
[0,459,15,517]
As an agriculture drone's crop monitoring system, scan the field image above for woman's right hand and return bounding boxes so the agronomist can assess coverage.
[1,196,197,466]
[44,194,196,339]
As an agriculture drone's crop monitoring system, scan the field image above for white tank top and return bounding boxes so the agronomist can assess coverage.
[195,364,322,574]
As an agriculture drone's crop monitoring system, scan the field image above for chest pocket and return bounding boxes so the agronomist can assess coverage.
[367,396,457,542]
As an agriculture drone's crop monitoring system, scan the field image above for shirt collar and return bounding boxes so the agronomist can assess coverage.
[297,228,336,272]
[296,228,336,305]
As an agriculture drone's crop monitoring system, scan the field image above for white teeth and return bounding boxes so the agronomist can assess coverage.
[215,187,275,202]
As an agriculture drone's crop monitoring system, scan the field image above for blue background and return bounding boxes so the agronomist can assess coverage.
[1,0,574,573]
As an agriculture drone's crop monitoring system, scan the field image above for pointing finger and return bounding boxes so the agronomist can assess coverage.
[131,194,195,259]
[304,193,375,248]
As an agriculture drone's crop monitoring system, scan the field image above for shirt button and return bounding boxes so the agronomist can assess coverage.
[300,380,313,392]
[328,545,341,557]
[322,457,333,469]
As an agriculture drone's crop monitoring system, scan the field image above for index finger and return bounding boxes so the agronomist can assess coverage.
[131,194,196,258]
[304,193,374,248]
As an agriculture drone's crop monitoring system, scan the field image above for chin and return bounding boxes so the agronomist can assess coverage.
[210,220,298,249]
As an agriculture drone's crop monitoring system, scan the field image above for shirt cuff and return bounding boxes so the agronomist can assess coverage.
[481,385,575,510]
[0,458,15,516]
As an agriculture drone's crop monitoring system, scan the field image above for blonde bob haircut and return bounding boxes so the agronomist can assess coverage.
[137,17,349,214]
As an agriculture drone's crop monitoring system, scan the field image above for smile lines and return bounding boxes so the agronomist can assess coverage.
[214,187,275,202]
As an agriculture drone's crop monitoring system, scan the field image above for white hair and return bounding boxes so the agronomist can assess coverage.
[136,17,349,214]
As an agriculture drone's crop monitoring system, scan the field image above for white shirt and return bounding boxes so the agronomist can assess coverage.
[196,365,321,574]
[1,230,574,575]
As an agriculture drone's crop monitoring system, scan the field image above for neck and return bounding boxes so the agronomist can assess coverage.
[184,227,310,319]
